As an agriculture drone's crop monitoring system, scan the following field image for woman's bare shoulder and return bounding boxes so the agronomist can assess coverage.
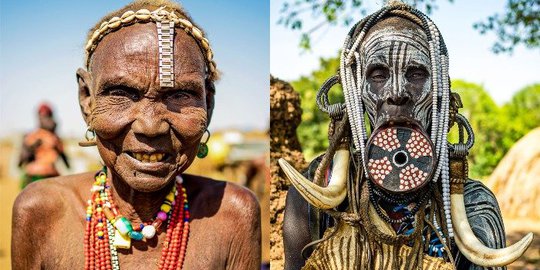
[12,172,95,222]
[183,174,260,221]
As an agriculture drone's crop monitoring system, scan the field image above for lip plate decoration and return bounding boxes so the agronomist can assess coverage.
[366,125,435,193]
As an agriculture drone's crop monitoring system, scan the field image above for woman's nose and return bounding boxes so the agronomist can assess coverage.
[131,106,170,137]
[132,117,170,137]
[387,92,410,105]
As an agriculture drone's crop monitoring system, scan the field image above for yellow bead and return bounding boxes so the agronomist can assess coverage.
[96,207,102,212]
[97,231,104,237]
[113,230,131,249]
[97,223,104,228]
[165,193,174,202]
[86,210,92,215]
[160,204,171,213]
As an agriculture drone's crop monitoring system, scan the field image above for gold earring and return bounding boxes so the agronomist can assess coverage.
[78,127,97,147]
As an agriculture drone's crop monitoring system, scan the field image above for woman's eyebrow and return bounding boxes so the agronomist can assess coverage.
[97,76,145,93]
[406,60,430,70]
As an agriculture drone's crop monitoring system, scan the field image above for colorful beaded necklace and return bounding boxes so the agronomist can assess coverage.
[84,168,190,270]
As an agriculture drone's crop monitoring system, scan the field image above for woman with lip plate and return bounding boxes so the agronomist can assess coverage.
[11,1,261,269]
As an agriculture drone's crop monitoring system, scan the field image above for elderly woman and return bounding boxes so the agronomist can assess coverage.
[11,1,261,269]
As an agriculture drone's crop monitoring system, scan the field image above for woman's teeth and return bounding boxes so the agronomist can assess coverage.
[132,153,165,163]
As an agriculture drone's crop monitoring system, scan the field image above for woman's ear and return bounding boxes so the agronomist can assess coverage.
[77,68,93,126]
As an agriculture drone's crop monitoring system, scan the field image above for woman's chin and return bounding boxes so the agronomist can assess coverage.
[120,173,176,193]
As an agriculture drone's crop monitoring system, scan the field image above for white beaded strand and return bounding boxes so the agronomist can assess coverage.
[440,54,453,238]
[341,29,371,177]
[354,51,370,177]
[107,219,120,270]
[341,37,363,152]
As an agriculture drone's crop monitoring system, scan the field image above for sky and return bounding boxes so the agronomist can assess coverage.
[0,0,269,138]
[271,0,540,105]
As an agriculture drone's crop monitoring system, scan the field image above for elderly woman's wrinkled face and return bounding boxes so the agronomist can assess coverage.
[79,23,210,192]
[360,23,432,131]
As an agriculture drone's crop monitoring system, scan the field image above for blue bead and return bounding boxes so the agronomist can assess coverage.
[140,224,145,229]
[86,217,91,221]
[128,231,144,241]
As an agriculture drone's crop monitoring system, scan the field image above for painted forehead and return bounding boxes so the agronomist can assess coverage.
[361,27,430,66]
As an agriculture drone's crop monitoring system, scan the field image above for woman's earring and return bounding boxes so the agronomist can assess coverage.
[78,127,97,147]
[197,129,210,158]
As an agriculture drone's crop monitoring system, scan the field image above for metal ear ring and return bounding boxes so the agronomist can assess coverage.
[449,92,463,129]
[196,129,211,158]
[78,127,97,147]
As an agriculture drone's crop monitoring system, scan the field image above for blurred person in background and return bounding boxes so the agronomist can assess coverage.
[17,102,70,189]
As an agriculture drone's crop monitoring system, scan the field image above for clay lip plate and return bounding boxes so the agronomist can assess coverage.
[365,122,436,194]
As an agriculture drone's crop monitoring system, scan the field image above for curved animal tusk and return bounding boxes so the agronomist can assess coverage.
[451,193,533,267]
[278,149,349,209]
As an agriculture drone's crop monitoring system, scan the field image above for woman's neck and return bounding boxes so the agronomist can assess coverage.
[109,170,176,224]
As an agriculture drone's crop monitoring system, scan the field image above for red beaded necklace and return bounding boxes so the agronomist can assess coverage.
[84,168,190,270]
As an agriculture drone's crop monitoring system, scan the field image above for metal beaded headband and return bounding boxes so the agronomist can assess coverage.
[339,3,454,237]
[85,7,218,87]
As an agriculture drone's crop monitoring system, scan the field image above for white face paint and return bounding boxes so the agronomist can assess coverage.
[359,26,433,130]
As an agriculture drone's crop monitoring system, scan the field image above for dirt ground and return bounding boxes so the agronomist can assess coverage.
[0,176,19,270]
[505,220,540,269]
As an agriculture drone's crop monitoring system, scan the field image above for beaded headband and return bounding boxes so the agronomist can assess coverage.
[85,7,218,86]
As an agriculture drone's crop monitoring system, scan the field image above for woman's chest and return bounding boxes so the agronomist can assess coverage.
[181,219,230,269]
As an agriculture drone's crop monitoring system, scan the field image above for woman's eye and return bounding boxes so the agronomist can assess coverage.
[371,72,388,82]
[406,68,428,81]
[166,90,192,100]
[368,67,389,82]
[411,72,423,79]
[107,87,140,100]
